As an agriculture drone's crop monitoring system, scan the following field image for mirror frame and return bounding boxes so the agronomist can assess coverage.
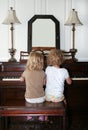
[28,15,60,52]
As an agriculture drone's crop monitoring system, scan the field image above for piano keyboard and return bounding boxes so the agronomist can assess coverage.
[2,78,20,81]
[72,77,88,80]
[2,77,88,81]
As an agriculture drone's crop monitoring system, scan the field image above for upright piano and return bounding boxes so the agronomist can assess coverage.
[0,61,88,116]
[0,62,26,106]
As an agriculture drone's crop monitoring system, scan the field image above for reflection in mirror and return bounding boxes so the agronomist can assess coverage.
[28,15,60,52]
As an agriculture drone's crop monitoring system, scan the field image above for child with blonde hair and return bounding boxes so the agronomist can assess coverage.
[20,51,46,121]
[45,49,72,103]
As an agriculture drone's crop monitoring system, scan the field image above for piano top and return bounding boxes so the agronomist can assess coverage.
[0,62,26,72]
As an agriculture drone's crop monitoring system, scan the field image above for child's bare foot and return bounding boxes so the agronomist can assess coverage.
[38,116,48,121]
[27,116,33,120]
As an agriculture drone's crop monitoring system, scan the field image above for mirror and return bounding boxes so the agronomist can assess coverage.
[28,15,60,52]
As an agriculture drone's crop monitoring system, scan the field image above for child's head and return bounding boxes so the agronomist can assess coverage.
[47,49,64,66]
[27,51,44,70]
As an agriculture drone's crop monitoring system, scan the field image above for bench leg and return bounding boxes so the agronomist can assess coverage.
[59,116,66,130]
[0,117,9,130]
[5,117,9,130]
[63,116,66,130]
[0,117,5,130]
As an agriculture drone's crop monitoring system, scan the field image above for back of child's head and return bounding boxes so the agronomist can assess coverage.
[26,51,44,70]
[47,49,64,66]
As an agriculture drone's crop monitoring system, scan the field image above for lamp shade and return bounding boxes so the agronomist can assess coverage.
[2,7,21,24]
[65,9,83,26]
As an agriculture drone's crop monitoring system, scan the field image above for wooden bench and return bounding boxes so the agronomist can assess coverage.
[0,100,67,130]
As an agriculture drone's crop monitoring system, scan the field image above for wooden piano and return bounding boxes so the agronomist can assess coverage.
[0,61,88,116]
[0,62,26,106]
[0,61,88,130]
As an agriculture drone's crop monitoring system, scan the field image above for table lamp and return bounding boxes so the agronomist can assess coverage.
[2,7,21,62]
[65,9,83,61]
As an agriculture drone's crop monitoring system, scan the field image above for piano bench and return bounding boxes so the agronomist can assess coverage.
[0,101,67,130]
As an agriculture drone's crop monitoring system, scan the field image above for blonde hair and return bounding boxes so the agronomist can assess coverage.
[47,49,64,66]
[26,51,44,70]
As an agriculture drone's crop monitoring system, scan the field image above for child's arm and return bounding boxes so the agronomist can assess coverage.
[20,75,25,82]
[66,77,72,85]
[43,76,46,85]
[43,73,47,85]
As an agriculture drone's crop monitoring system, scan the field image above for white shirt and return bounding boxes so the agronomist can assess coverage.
[45,66,69,98]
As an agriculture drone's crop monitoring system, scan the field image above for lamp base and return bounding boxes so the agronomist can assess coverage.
[8,57,17,62]
[70,48,78,61]
[8,48,17,62]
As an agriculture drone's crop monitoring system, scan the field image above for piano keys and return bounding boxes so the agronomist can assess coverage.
[2,78,20,81]
[72,77,88,80]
